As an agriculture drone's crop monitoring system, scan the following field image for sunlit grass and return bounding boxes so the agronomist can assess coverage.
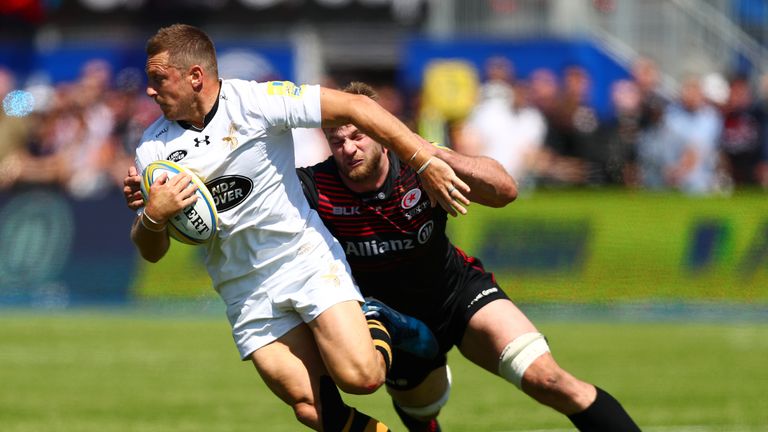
[1,310,766,431]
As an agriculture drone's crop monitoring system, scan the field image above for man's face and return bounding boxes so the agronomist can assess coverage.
[327,124,385,184]
[145,51,193,121]
[680,78,704,111]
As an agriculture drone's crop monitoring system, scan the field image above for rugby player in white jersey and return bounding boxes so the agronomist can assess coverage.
[122,24,469,431]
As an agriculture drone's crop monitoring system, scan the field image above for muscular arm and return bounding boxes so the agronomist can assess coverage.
[130,213,171,263]
[434,146,518,208]
[320,88,471,216]
[124,168,196,262]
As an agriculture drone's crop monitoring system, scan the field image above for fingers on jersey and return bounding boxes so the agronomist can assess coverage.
[362,297,439,359]
[498,332,551,389]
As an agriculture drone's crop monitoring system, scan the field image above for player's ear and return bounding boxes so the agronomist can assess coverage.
[189,65,204,90]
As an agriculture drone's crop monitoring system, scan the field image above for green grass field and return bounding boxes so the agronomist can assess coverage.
[1,308,766,431]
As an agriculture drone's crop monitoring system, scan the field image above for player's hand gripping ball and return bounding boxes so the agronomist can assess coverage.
[140,160,218,245]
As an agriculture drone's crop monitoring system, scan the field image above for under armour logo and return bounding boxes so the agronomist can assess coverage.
[193,135,211,147]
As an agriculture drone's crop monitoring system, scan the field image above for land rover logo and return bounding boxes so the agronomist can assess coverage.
[205,175,253,212]
[167,150,188,162]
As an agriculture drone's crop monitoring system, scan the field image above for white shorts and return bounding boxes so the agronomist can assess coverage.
[220,241,363,360]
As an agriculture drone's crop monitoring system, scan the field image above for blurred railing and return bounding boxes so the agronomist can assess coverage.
[430,0,768,81]
[669,0,768,74]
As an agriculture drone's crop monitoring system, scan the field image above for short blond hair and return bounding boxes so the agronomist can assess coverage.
[146,24,218,78]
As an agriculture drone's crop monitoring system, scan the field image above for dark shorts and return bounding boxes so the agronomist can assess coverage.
[386,260,509,391]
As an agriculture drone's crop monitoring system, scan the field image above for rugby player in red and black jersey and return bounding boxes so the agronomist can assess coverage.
[297,82,640,432]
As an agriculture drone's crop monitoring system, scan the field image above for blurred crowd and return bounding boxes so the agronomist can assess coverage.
[2,55,768,199]
[440,56,768,195]
[0,60,159,199]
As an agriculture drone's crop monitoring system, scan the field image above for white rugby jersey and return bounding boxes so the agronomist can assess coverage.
[135,79,339,290]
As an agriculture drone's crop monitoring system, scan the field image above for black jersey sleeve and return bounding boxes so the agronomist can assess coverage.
[296,167,320,210]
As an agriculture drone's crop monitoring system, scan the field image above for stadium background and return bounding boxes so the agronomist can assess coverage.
[1,1,767,431]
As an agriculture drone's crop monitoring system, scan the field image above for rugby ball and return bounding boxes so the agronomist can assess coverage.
[140,160,218,245]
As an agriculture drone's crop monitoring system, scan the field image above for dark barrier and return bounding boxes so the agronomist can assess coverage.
[0,186,138,307]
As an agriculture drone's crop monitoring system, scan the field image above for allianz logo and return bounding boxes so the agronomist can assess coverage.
[345,238,415,257]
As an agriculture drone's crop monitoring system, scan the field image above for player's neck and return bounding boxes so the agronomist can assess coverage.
[189,80,221,128]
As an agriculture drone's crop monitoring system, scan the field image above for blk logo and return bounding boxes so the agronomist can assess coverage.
[193,135,211,147]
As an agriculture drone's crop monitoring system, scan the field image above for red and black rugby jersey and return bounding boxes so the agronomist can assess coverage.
[298,152,467,311]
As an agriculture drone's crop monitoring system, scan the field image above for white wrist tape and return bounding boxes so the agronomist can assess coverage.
[140,210,166,232]
[498,332,550,389]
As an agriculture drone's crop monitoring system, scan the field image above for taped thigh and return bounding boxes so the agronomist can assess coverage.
[498,332,550,388]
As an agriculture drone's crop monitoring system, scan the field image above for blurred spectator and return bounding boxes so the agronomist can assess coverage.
[528,68,562,136]
[544,65,598,184]
[719,74,766,186]
[640,74,723,194]
[627,57,669,188]
[631,56,669,132]
[527,67,588,185]
[15,82,81,188]
[478,55,516,104]
[0,67,33,190]
[755,72,768,188]
[454,63,515,156]
[64,59,118,198]
[598,79,643,185]
[457,78,545,189]
[701,72,730,111]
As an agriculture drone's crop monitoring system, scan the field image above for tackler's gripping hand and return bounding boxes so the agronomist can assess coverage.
[362,297,439,359]
[416,156,471,217]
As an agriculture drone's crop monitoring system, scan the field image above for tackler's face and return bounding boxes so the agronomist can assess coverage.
[326,124,386,184]
[145,51,194,122]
